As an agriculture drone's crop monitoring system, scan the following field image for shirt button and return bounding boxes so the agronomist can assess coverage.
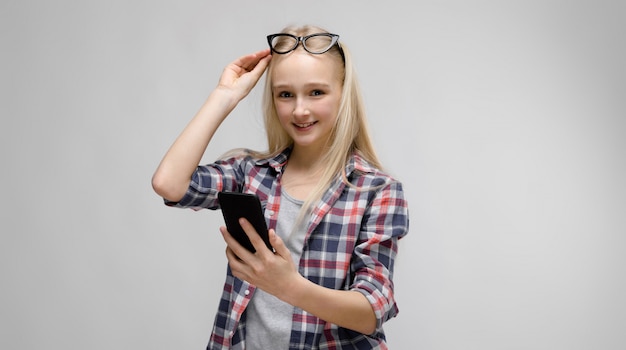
[244,289,250,296]
[267,210,275,217]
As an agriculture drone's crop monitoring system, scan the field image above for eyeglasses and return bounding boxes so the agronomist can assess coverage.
[267,33,344,59]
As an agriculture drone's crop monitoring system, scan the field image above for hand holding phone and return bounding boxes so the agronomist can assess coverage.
[218,192,272,253]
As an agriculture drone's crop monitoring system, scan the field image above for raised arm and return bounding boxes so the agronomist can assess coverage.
[151,49,271,201]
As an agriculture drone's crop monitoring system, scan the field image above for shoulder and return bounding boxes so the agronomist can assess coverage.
[347,152,404,189]
[345,153,409,239]
[216,148,289,168]
[348,152,409,212]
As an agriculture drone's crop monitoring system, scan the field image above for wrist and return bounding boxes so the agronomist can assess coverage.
[206,87,241,114]
[279,274,309,306]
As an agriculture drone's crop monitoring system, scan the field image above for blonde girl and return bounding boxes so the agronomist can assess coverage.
[152,25,409,350]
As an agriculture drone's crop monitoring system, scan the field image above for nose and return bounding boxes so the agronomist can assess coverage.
[292,97,310,118]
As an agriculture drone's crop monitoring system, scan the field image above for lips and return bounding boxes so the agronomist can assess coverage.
[294,121,317,128]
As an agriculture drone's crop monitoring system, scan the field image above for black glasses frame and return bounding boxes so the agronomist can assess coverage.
[266,33,344,60]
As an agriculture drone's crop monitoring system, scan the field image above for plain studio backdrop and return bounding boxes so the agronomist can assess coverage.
[1,1,624,349]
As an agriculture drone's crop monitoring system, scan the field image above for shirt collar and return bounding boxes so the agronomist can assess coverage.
[253,148,291,171]
[254,147,377,176]
[345,150,377,176]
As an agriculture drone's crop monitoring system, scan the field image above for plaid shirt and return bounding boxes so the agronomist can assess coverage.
[166,148,409,349]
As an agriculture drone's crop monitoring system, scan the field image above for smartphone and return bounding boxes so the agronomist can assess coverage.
[218,191,272,253]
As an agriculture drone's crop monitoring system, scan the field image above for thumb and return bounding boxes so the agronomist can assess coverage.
[269,229,290,258]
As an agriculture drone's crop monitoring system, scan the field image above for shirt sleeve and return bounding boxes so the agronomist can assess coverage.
[163,153,251,210]
[349,179,409,330]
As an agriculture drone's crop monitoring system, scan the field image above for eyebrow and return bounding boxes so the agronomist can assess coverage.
[272,82,333,90]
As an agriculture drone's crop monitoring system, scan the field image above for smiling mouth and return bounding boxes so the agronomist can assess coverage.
[294,121,317,128]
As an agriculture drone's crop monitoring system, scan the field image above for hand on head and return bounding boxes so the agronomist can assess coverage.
[217,49,272,101]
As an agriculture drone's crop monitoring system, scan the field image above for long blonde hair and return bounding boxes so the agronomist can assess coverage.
[250,25,382,218]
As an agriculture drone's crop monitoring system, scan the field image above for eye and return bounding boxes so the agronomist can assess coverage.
[277,91,293,98]
[311,90,325,96]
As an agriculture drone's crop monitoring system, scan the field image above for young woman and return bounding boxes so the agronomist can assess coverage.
[152,25,409,350]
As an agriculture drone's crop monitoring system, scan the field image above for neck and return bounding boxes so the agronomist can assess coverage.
[281,146,328,201]
[288,145,327,171]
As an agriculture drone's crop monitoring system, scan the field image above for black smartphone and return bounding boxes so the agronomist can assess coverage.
[217,191,272,253]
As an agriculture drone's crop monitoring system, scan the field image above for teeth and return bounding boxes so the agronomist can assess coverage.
[295,122,315,128]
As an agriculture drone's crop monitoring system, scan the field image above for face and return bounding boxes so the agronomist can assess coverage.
[271,50,343,155]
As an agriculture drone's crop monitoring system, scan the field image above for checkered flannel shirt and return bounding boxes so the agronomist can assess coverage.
[165,148,409,349]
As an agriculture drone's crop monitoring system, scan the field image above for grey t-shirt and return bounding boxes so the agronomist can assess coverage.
[246,190,307,349]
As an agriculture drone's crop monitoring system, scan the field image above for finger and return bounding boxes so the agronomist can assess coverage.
[239,218,273,254]
[251,48,271,59]
[224,246,250,281]
[243,52,272,75]
[250,53,271,74]
[239,48,270,62]
[224,246,241,264]
[220,226,254,261]
[268,229,290,260]
[236,49,271,72]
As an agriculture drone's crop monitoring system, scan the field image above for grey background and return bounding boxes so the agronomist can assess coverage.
[2,1,625,349]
